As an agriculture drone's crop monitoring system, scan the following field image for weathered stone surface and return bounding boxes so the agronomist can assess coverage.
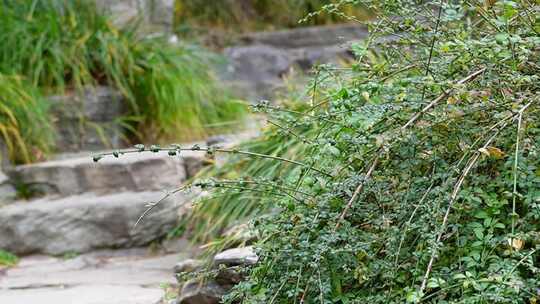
[176,246,258,304]
[213,246,258,267]
[178,280,226,304]
[215,267,244,287]
[224,45,292,83]
[96,0,140,25]
[50,86,125,122]
[0,191,190,255]
[239,24,368,49]
[0,170,16,205]
[223,223,257,245]
[221,25,367,102]
[96,0,174,32]
[49,86,126,151]
[174,259,204,276]
[0,249,187,304]
[148,0,175,28]
[8,151,188,198]
[0,284,164,304]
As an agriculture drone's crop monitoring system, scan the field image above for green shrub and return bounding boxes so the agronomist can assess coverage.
[0,0,246,150]
[180,1,540,303]
[0,74,53,163]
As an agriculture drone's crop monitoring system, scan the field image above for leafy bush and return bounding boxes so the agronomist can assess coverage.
[182,1,539,303]
[0,74,53,163]
[0,0,246,158]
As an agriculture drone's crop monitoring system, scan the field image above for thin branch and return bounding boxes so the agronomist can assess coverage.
[511,104,526,244]
[96,146,331,177]
[334,68,487,229]
[419,101,532,294]
[401,67,486,130]
[334,156,379,230]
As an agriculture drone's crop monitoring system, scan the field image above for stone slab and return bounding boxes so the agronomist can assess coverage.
[9,151,190,198]
[0,249,188,304]
[0,191,194,255]
[239,24,368,49]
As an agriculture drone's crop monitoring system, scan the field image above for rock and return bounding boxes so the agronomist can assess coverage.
[239,24,368,49]
[178,280,226,304]
[161,237,192,254]
[49,86,126,152]
[0,191,190,255]
[148,0,175,29]
[8,151,187,198]
[215,267,244,287]
[0,284,165,304]
[224,45,292,83]
[96,0,174,32]
[174,259,204,276]
[175,246,258,304]
[289,44,355,70]
[96,0,140,26]
[220,25,368,102]
[0,170,16,205]
[206,135,229,147]
[181,150,206,179]
[213,246,258,267]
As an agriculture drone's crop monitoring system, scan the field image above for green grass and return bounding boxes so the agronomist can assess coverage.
[174,0,371,44]
[0,249,19,267]
[183,79,319,252]
[0,74,53,163]
[0,0,246,162]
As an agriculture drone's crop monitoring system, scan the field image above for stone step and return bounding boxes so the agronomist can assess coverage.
[0,191,193,255]
[7,129,260,199]
[8,150,204,198]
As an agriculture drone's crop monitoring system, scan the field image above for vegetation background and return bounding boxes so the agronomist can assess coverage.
[175,1,540,303]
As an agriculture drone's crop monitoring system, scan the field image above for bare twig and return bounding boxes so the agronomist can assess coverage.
[133,184,191,229]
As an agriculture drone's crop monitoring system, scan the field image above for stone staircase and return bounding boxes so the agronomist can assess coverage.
[0,132,257,304]
[0,130,261,257]
[0,150,206,256]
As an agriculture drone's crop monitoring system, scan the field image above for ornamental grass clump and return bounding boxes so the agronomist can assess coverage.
[0,0,245,161]
[178,1,538,302]
[0,74,53,163]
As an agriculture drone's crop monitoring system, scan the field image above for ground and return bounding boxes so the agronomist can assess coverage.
[0,245,188,304]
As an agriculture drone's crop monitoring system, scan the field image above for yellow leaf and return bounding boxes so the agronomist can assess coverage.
[478,147,490,156]
[486,146,505,159]
[508,238,524,250]
[362,91,371,102]
[478,146,505,159]
[447,96,459,105]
